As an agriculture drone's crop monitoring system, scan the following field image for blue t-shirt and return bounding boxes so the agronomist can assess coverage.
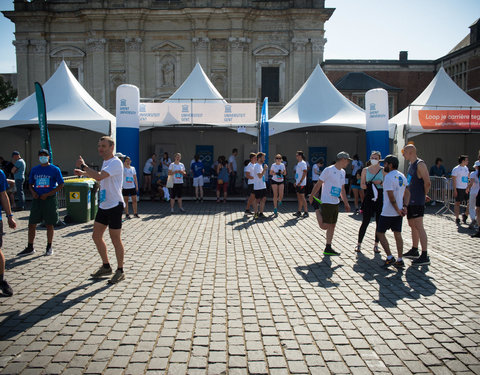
[0,170,8,221]
[14,159,26,179]
[191,161,204,178]
[29,164,64,196]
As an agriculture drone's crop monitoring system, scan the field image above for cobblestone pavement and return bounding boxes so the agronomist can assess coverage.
[1,201,479,374]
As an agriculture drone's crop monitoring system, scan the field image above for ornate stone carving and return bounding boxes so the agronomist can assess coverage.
[13,40,29,54]
[125,37,142,52]
[31,39,47,54]
[151,41,184,52]
[192,37,209,49]
[86,38,106,53]
[211,39,228,51]
[252,44,289,56]
[229,37,251,51]
[311,38,327,53]
[292,38,308,52]
[108,39,125,53]
[157,55,177,88]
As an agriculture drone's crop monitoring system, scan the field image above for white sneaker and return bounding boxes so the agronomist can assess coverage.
[170,208,174,213]
[45,247,53,256]
[180,207,185,212]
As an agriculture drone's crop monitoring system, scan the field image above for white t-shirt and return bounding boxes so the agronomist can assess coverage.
[451,165,469,189]
[270,163,285,183]
[381,170,408,217]
[143,158,155,174]
[245,162,255,185]
[469,170,479,195]
[312,164,322,181]
[99,157,125,210]
[319,165,346,205]
[295,160,308,186]
[253,163,266,190]
[352,160,363,176]
[123,166,137,189]
[169,163,185,184]
[228,155,237,172]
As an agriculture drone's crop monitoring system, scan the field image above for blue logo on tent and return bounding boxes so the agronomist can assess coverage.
[120,99,127,107]
[225,105,232,113]
[139,103,146,112]
[370,103,376,111]
[182,105,189,113]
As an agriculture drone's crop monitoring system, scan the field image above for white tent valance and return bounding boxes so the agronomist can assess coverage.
[0,61,115,134]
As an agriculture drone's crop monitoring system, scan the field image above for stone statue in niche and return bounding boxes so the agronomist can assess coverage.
[161,61,175,87]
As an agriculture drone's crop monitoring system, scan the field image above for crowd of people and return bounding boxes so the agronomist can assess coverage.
[1,140,480,297]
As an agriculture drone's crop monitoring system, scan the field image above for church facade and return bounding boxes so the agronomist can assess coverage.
[5,0,333,113]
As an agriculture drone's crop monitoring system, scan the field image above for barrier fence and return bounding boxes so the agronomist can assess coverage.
[429,176,469,215]
[57,176,78,209]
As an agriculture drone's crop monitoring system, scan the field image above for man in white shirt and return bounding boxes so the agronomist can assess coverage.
[228,148,238,194]
[294,151,309,217]
[451,155,470,225]
[253,152,268,219]
[376,155,410,269]
[244,152,257,215]
[312,158,324,184]
[309,151,351,256]
[74,136,126,284]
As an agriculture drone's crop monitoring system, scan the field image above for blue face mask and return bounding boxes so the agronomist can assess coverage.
[39,156,49,164]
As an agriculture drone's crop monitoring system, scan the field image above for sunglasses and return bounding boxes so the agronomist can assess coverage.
[275,157,281,160]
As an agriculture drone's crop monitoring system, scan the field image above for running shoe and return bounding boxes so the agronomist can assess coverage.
[468,220,477,229]
[382,257,396,267]
[471,231,480,238]
[17,247,35,257]
[0,280,13,296]
[403,248,420,259]
[257,213,266,219]
[393,260,405,268]
[273,208,278,215]
[455,218,461,225]
[179,207,186,212]
[323,249,340,256]
[373,244,381,253]
[462,214,468,224]
[412,253,430,266]
[244,209,253,215]
[108,270,125,284]
[293,211,301,217]
[125,214,131,219]
[355,209,359,215]
[278,201,283,207]
[134,214,140,218]
[45,247,53,256]
[355,244,361,252]
[302,212,309,218]
[170,208,174,214]
[91,266,113,278]
[254,213,259,219]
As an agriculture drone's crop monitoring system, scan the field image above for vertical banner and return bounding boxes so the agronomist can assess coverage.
[308,147,327,178]
[195,145,214,175]
[35,82,53,163]
[365,88,389,159]
[260,97,269,165]
[116,84,140,173]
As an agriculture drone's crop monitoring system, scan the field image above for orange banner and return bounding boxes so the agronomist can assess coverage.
[418,110,480,130]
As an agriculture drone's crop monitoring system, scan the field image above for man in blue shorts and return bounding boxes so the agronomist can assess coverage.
[0,168,17,296]
[75,136,126,284]
[17,149,64,257]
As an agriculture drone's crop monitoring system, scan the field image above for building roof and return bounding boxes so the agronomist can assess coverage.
[334,72,402,92]
[449,34,470,54]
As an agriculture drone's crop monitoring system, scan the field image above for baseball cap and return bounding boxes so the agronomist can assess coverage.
[381,154,399,168]
[12,151,20,156]
[336,151,352,160]
[474,160,480,168]
[115,152,126,159]
[38,149,50,155]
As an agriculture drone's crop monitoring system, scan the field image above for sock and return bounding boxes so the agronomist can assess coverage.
[27,243,33,250]
[387,255,393,260]
[325,244,332,251]
[0,274,4,282]
[103,263,111,269]
[46,243,52,249]
[117,268,124,273]
[412,247,418,251]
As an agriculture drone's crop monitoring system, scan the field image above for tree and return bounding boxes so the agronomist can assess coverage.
[0,75,17,110]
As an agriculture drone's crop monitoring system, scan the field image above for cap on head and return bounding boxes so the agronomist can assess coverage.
[38,149,49,156]
[336,151,353,161]
[12,151,20,156]
[474,160,480,168]
[115,152,126,159]
[381,154,399,169]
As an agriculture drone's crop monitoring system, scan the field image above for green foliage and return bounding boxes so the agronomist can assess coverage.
[0,75,17,110]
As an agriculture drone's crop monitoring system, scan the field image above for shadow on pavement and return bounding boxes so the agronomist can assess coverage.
[281,217,301,227]
[295,256,344,288]
[0,281,111,340]
[5,254,44,271]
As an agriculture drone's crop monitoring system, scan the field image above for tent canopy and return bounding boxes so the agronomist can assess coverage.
[0,61,115,134]
[164,62,225,103]
[390,67,480,137]
[268,64,367,135]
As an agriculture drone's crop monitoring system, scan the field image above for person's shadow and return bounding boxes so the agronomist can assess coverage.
[405,265,436,297]
[0,281,110,339]
[295,256,344,288]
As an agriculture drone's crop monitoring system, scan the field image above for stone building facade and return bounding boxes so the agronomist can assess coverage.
[4,0,333,113]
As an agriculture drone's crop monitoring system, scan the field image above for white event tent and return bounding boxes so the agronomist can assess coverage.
[0,61,116,134]
[267,64,367,135]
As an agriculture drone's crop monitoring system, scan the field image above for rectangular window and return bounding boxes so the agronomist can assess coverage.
[261,67,279,102]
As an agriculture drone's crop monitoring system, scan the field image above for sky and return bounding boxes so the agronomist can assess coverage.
[0,0,479,73]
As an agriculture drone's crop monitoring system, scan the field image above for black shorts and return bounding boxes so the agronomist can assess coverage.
[271,180,284,185]
[477,192,480,208]
[170,183,183,199]
[320,203,339,224]
[377,215,403,233]
[0,220,3,248]
[254,189,267,199]
[247,184,254,195]
[407,205,425,220]
[143,172,151,177]
[95,203,123,230]
[296,185,306,194]
[455,188,468,202]
[122,188,137,197]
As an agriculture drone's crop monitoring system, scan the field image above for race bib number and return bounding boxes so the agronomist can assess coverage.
[99,189,106,203]
[36,177,50,189]
[407,175,412,184]
[461,176,468,183]
[330,186,341,197]
[126,176,134,184]
[175,173,182,179]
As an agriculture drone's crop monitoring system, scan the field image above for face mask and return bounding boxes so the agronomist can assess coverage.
[370,159,379,166]
[39,156,49,164]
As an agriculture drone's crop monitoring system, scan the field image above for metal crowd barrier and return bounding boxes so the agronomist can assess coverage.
[429,176,469,215]
[57,176,78,209]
